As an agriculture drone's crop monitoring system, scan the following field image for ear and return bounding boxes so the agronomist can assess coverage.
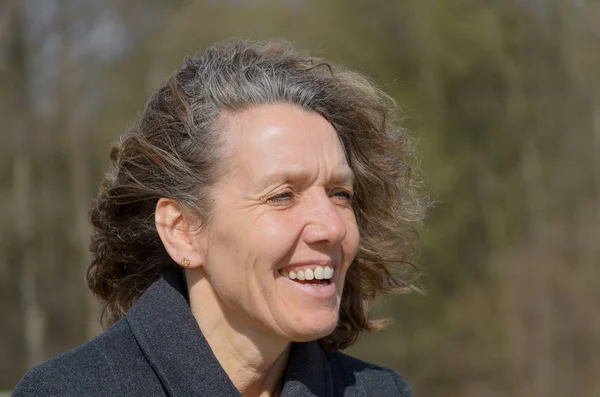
[155,198,207,269]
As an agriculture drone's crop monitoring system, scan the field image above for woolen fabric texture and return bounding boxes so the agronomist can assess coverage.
[13,269,412,396]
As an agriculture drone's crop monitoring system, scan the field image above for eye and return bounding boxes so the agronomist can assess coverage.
[330,189,354,205]
[266,191,295,205]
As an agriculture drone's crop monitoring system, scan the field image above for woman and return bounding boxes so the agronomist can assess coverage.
[14,39,424,397]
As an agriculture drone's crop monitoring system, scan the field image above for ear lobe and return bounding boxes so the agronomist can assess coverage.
[155,198,206,268]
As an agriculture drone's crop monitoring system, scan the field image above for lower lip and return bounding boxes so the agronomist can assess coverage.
[280,276,337,299]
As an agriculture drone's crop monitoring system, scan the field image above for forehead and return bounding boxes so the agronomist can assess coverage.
[219,104,353,184]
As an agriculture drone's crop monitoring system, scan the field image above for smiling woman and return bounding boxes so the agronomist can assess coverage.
[174,104,361,349]
[13,39,424,397]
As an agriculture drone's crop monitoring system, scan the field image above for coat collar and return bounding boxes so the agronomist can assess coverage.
[125,268,339,397]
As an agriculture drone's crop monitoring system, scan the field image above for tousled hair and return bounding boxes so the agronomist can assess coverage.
[88,39,425,350]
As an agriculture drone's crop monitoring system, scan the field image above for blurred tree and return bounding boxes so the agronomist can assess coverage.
[1,0,599,395]
[7,0,45,370]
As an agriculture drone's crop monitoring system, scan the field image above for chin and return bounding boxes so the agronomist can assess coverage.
[286,312,339,342]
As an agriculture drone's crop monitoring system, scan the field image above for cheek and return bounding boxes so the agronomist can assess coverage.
[251,212,302,258]
[343,213,361,260]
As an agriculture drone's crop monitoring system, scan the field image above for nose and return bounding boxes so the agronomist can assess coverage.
[302,194,348,246]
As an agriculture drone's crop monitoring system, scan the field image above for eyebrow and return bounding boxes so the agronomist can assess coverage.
[253,167,355,191]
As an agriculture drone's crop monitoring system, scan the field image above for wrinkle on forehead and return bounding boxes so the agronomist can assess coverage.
[252,167,354,193]
[217,103,352,188]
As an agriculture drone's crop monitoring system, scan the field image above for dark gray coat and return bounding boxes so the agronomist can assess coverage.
[13,270,412,396]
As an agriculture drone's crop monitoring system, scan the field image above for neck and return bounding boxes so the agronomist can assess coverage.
[186,269,290,397]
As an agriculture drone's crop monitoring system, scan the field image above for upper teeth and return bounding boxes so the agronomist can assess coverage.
[282,266,334,281]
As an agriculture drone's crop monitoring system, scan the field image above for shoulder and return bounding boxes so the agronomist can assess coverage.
[13,319,159,397]
[325,350,412,397]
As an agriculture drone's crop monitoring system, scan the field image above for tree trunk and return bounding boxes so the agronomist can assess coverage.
[9,0,46,368]
[57,0,102,340]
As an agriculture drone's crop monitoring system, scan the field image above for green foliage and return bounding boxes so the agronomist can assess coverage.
[2,0,599,395]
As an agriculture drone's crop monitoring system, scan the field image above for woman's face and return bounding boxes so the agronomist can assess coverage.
[200,103,360,343]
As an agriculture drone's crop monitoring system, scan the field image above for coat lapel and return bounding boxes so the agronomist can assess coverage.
[281,341,335,397]
[126,269,347,397]
[126,269,241,396]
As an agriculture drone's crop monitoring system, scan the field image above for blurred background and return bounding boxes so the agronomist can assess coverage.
[1,0,599,396]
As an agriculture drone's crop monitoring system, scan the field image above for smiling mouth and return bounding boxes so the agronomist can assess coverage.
[289,278,331,286]
[278,266,334,286]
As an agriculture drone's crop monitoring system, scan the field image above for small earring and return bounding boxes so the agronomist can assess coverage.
[180,257,190,267]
